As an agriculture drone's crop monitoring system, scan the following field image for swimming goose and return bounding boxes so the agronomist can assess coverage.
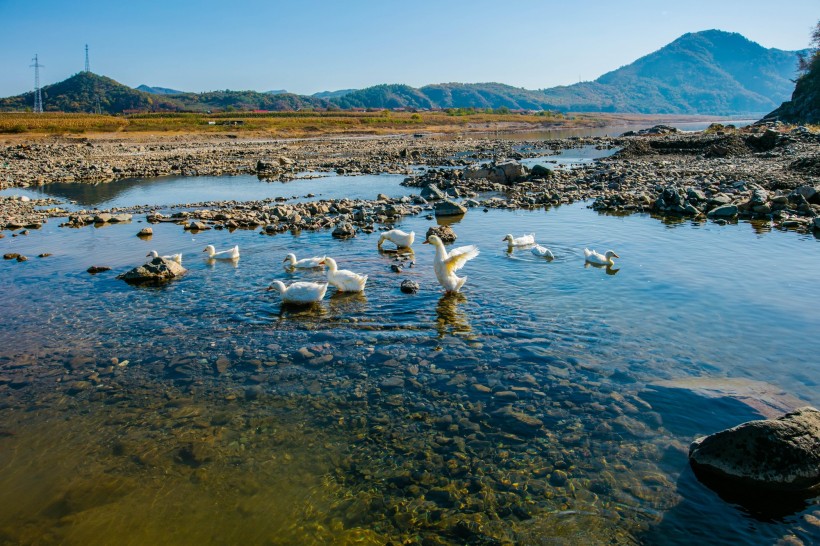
[378,229,415,249]
[503,233,535,247]
[423,234,479,293]
[322,257,368,292]
[267,280,328,304]
[146,250,183,264]
[203,245,240,260]
[531,244,554,259]
[584,248,619,266]
[283,253,326,271]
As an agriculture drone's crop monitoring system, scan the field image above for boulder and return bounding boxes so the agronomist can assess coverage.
[420,184,446,201]
[185,221,210,231]
[434,199,467,217]
[332,222,356,239]
[137,227,153,237]
[400,280,419,294]
[493,159,527,184]
[530,164,554,178]
[426,225,457,243]
[117,257,187,286]
[689,406,820,491]
[707,204,738,218]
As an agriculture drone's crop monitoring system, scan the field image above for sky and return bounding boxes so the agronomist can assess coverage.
[0,0,817,97]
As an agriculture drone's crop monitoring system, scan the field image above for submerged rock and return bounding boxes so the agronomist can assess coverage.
[434,199,467,217]
[425,225,457,243]
[689,406,820,492]
[332,222,356,239]
[400,280,419,294]
[117,256,187,285]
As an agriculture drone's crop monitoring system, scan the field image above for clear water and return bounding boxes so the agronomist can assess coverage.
[1,199,818,545]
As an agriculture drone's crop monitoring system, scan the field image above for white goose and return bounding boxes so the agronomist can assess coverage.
[378,229,415,249]
[423,234,479,293]
[146,250,183,264]
[267,280,328,304]
[531,244,554,259]
[503,233,535,247]
[203,245,240,260]
[322,257,368,292]
[283,253,326,271]
[584,248,620,266]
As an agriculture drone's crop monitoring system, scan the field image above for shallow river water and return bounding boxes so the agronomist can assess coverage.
[1,171,819,544]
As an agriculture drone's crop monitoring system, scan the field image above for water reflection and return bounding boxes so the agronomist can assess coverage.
[435,292,471,337]
[584,262,621,276]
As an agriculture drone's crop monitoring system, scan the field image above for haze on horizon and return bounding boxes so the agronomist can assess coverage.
[0,0,816,98]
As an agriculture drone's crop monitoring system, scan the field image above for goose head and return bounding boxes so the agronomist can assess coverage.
[321,257,337,272]
[267,280,286,293]
[604,251,620,260]
[423,235,443,246]
[146,250,159,258]
[283,253,297,265]
[202,245,215,255]
[502,234,514,243]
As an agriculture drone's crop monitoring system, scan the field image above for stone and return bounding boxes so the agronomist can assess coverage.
[530,164,554,178]
[137,227,153,237]
[332,222,356,239]
[434,199,467,217]
[426,225,457,243]
[400,280,419,294]
[87,266,112,274]
[185,221,210,231]
[689,406,820,491]
[117,257,187,286]
[493,159,527,184]
[93,213,113,224]
[814,217,820,231]
[420,184,446,201]
[707,204,738,218]
[3,253,20,260]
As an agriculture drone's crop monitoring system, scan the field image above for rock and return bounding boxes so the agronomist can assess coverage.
[792,186,817,202]
[376,193,390,201]
[814,217,820,231]
[493,159,527,184]
[110,214,132,223]
[93,213,113,224]
[3,253,20,260]
[420,184,446,201]
[434,199,467,217]
[185,221,210,231]
[137,227,153,237]
[117,257,187,286]
[390,264,403,273]
[425,225,457,244]
[400,280,419,294]
[689,406,820,491]
[332,222,356,239]
[16,255,27,262]
[530,164,554,178]
[707,204,738,218]
[37,253,51,258]
[87,266,112,274]
[278,156,295,167]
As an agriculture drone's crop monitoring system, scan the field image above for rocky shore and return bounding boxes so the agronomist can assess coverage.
[1,124,818,237]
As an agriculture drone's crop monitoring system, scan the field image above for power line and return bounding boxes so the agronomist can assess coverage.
[30,54,44,113]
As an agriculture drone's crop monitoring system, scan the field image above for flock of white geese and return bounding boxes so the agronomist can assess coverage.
[148,229,619,304]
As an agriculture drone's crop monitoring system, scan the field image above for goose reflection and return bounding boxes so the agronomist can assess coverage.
[276,301,327,320]
[435,292,471,337]
[584,261,620,276]
[206,257,240,268]
[328,290,368,315]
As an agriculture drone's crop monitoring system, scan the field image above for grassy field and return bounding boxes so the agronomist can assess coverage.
[0,111,733,138]
[0,110,601,137]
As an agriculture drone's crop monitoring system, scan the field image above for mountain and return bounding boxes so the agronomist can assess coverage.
[167,91,327,112]
[137,84,185,95]
[312,89,357,99]
[540,30,809,114]
[0,72,180,113]
[327,31,806,114]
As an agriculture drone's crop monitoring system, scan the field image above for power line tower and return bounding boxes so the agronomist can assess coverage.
[85,44,90,73]
[30,54,44,113]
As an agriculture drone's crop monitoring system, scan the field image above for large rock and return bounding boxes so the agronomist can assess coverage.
[434,199,467,217]
[463,159,527,185]
[332,222,356,239]
[117,257,187,286]
[707,204,738,218]
[689,406,820,491]
[420,184,446,201]
[426,225,457,243]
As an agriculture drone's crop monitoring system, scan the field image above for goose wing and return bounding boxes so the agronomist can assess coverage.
[444,245,479,273]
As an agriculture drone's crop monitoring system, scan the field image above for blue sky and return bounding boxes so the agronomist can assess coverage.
[0,0,816,97]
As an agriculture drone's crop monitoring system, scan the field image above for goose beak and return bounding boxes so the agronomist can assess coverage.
[318,259,326,265]
[265,285,274,291]
[422,240,429,244]
[613,253,621,259]
[202,249,207,253]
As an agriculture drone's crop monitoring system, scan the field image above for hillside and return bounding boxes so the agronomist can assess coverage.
[764,23,820,124]
[541,30,808,114]
[0,72,179,113]
[166,90,328,112]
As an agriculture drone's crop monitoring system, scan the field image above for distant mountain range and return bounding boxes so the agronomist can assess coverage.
[0,30,807,115]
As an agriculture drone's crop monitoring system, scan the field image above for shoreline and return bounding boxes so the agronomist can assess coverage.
[1,122,818,237]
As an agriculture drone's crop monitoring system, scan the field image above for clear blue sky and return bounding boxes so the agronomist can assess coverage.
[0,0,816,97]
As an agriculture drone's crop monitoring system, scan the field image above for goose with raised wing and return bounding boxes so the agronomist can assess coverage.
[146,250,183,264]
[423,234,479,293]
[283,253,326,271]
[584,248,619,266]
[203,245,240,260]
[267,280,328,304]
[378,229,415,249]
[321,257,368,292]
